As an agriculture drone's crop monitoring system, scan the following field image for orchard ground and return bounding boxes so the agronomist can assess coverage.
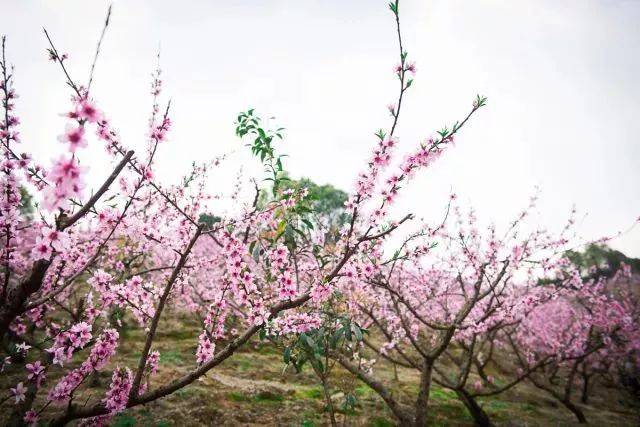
[2,313,637,426]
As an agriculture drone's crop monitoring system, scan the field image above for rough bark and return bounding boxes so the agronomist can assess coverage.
[413,358,434,426]
[455,388,492,427]
[561,398,587,424]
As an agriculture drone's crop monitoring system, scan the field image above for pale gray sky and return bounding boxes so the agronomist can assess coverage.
[1,0,639,256]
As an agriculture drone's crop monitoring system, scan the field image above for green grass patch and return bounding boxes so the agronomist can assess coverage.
[483,399,510,411]
[174,387,199,398]
[370,416,395,427]
[111,414,137,427]
[355,384,374,397]
[436,402,472,420]
[301,387,324,399]
[430,387,456,401]
[228,391,251,402]
[237,358,252,371]
[228,390,284,404]
[254,343,280,356]
[160,349,184,365]
[160,328,195,340]
[254,390,285,403]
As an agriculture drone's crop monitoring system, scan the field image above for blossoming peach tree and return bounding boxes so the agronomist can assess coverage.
[0,1,478,425]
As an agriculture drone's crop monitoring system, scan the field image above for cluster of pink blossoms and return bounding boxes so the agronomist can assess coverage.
[204,299,228,340]
[46,328,120,406]
[1,68,27,278]
[268,245,298,299]
[43,98,102,211]
[42,155,86,212]
[46,321,92,366]
[103,368,133,415]
[271,312,322,335]
[31,226,71,260]
[348,136,397,210]
[196,331,215,365]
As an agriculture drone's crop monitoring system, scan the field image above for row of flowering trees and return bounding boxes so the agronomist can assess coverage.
[1,1,638,426]
[328,204,639,425]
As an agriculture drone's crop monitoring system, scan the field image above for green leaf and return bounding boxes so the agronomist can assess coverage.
[295,354,307,372]
[303,333,316,350]
[310,357,324,374]
[284,346,291,364]
[344,323,352,341]
[352,324,363,342]
[331,327,344,349]
[292,226,306,239]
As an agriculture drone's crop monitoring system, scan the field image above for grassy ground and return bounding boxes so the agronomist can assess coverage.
[2,314,639,426]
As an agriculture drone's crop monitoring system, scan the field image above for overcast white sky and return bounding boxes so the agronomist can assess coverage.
[1,0,639,256]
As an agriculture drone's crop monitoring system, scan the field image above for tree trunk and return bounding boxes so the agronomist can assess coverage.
[455,388,492,427]
[0,259,51,340]
[321,375,337,427]
[562,398,587,424]
[580,375,589,404]
[413,358,433,426]
[335,354,412,425]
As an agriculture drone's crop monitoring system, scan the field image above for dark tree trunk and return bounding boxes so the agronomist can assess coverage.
[0,259,51,340]
[413,358,433,426]
[336,355,413,425]
[562,399,587,424]
[580,375,590,404]
[455,388,493,427]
